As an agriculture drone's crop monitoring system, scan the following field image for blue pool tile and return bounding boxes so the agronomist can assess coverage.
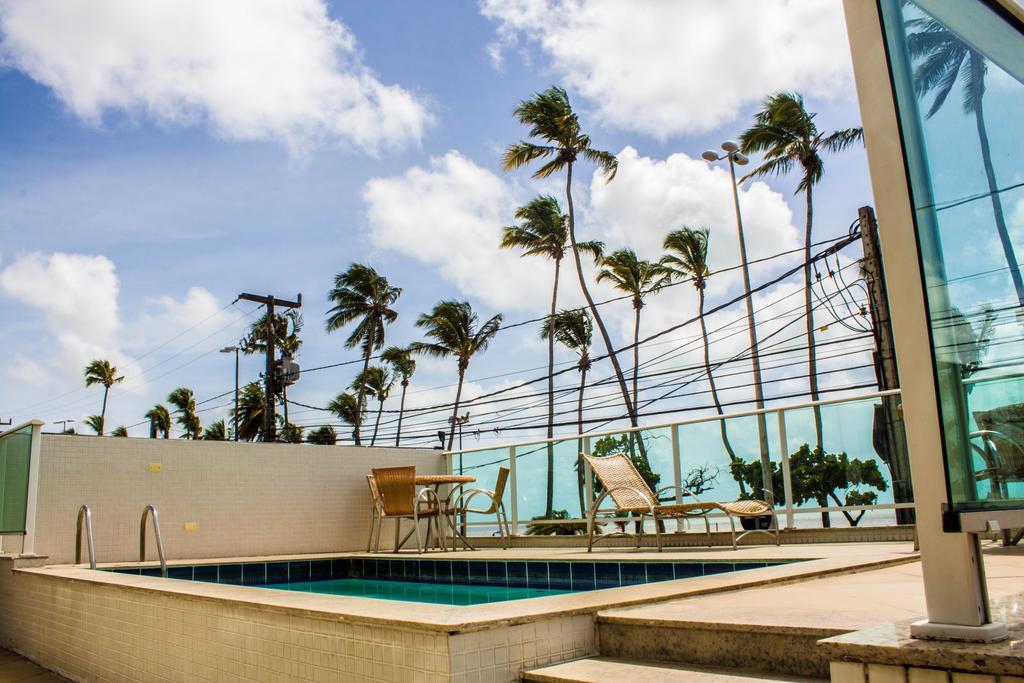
[113,568,141,575]
[378,559,392,579]
[289,561,311,583]
[645,563,674,583]
[331,559,350,579]
[619,563,646,586]
[468,562,489,586]
[140,567,163,577]
[736,561,767,571]
[310,560,331,581]
[506,561,527,588]
[418,560,435,582]
[218,564,243,584]
[242,563,266,586]
[403,560,420,581]
[434,561,452,584]
[570,562,596,591]
[451,561,469,583]
[673,563,702,579]
[547,562,571,589]
[193,565,218,582]
[526,562,549,589]
[266,562,289,583]
[486,562,507,587]
[594,562,620,589]
[388,560,404,580]
[702,562,734,576]
[349,558,364,578]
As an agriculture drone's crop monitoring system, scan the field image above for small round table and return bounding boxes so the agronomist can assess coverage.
[415,475,476,551]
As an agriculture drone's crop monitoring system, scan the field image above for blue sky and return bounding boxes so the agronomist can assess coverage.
[0,0,877,448]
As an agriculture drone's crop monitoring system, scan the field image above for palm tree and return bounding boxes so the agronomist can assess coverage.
[381,346,416,446]
[111,425,128,437]
[326,264,401,445]
[328,392,363,443]
[145,404,171,439]
[84,414,104,435]
[236,382,267,441]
[662,227,744,494]
[739,92,863,449]
[503,87,648,450]
[307,425,337,445]
[596,249,672,424]
[167,387,201,439]
[280,422,303,443]
[83,359,124,436]
[410,301,503,450]
[541,308,593,516]
[907,17,1024,307]
[352,366,394,447]
[501,194,603,516]
[202,420,227,440]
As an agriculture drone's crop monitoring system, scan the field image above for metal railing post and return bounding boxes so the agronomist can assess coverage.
[583,436,594,510]
[778,409,795,530]
[671,424,683,505]
[75,504,96,569]
[508,446,518,536]
[140,505,167,577]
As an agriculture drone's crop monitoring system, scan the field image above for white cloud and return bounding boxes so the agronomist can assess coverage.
[481,0,853,137]
[0,252,121,371]
[0,0,432,156]
[363,150,555,311]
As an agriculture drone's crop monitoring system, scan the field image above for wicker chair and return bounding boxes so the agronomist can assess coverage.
[445,467,511,549]
[583,453,721,551]
[369,467,445,553]
[719,498,780,548]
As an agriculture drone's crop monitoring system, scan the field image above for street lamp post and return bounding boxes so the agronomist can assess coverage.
[221,346,240,441]
[702,141,774,505]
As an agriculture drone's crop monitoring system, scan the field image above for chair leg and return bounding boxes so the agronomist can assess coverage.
[654,514,663,552]
[413,513,423,553]
[393,517,401,553]
[728,515,737,550]
[772,510,781,546]
[703,513,712,547]
[586,508,596,553]
[375,514,383,553]
[635,513,643,549]
[367,513,377,553]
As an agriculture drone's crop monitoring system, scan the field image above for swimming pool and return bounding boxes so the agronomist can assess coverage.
[109,556,792,605]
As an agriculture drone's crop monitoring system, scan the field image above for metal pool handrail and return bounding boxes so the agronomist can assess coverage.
[75,504,96,569]
[140,504,167,577]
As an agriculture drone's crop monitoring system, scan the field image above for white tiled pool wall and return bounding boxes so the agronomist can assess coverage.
[26,434,444,564]
[0,559,595,683]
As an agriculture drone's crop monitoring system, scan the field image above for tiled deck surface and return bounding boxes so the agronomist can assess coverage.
[598,542,1023,634]
[0,649,67,683]
[522,657,821,682]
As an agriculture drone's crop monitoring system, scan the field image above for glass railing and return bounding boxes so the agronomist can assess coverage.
[0,422,41,552]
[445,390,911,534]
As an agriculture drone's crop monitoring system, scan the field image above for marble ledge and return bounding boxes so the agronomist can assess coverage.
[819,598,1024,677]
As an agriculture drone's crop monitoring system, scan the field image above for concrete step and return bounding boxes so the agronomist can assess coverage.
[521,657,824,683]
[595,609,845,679]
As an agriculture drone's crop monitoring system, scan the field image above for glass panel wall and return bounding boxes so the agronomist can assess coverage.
[0,425,33,534]
[881,0,1024,511]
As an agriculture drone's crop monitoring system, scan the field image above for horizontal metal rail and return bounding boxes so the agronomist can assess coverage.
[447,388,901,456]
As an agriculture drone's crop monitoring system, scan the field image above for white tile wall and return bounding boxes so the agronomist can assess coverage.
[33,434,444,564]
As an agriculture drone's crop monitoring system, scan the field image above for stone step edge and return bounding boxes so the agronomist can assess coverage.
[521,656,826,683]
[594,613,849,638]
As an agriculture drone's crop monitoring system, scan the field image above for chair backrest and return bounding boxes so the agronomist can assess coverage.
[475,467,510,513]
[583,452,655,510]
[371,466,417,516]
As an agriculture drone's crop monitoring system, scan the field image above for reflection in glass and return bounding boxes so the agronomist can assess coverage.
[882,0,1024,510]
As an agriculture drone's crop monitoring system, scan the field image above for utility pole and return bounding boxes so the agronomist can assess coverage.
[221,346,240,441]
[236,292,301,443]
[859,206,914,525]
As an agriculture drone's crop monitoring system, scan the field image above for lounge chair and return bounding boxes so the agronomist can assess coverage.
[444,466,511,549]
[583,453,720,551]
[368,467,446,553]
[719,498,780,548]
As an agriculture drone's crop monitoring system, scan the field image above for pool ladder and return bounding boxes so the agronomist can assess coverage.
[140,504,168,578]
[75,504,96,569]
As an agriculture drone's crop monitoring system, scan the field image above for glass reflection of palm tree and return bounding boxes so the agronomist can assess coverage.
[907,17,1024,308]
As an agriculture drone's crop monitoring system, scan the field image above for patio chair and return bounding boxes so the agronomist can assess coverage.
[369,467,446,553]
[719,497,780,548]
[445,467,511,549]
[583,453,721,552]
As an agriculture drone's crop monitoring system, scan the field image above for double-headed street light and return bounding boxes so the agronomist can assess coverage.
[221,346,240,442]
[701,140,773,505]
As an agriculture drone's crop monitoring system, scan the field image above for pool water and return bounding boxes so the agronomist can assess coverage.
[266,577,569,605]
[109,556,793,605]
